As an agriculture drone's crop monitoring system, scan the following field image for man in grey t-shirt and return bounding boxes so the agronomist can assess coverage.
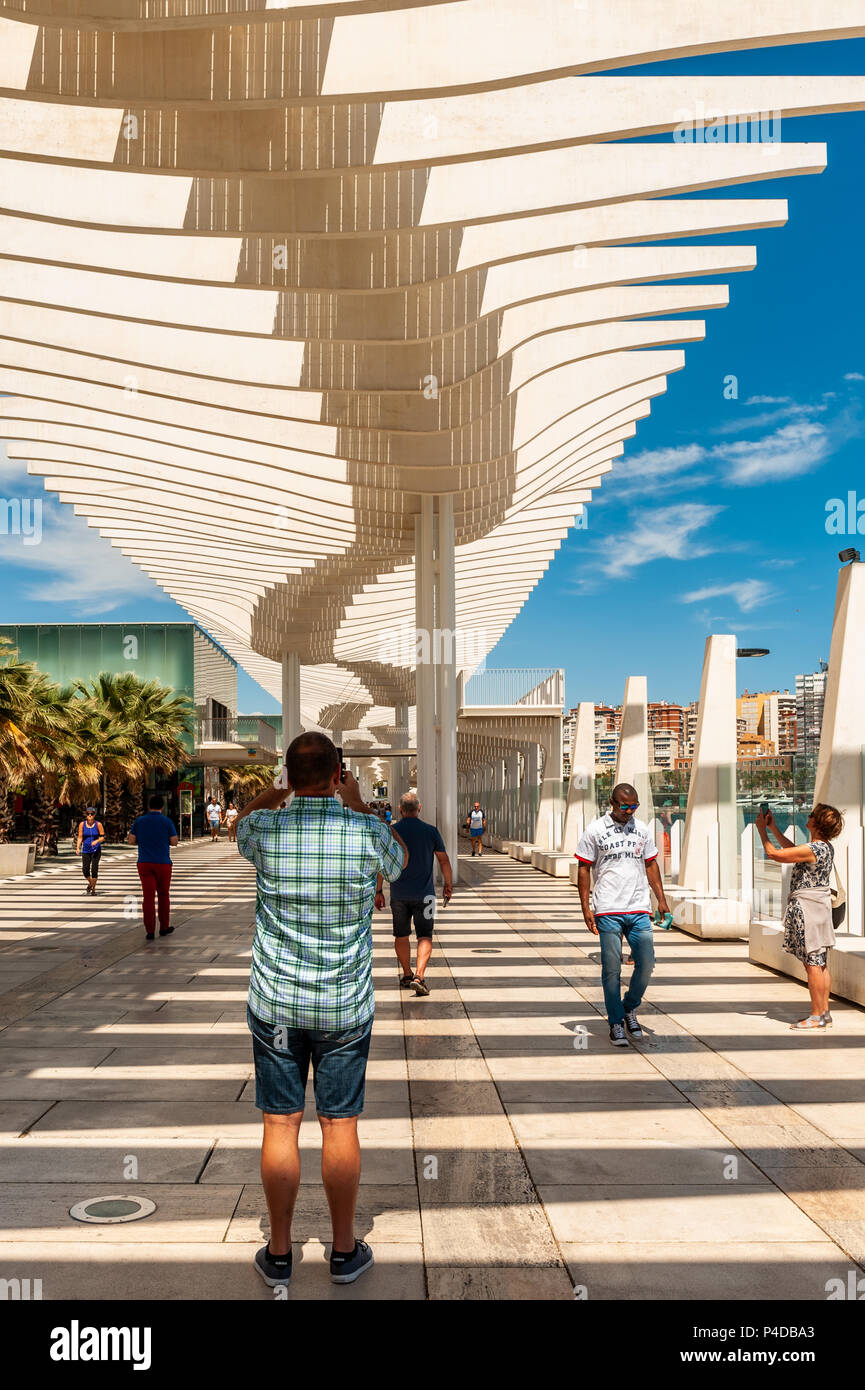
[575,783,671,1048]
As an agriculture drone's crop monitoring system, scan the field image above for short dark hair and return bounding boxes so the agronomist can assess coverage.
[812,803,843,840]
[612,783,638,804]
[148,794,164,810]
[285,732,339,791]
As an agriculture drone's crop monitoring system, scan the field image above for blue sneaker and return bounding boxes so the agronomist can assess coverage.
[254,1244,292,1287]
[330,1239,374,1284]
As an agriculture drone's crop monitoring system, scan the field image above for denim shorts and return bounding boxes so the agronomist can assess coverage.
[247,1007,373,1118]
[391,897,434,939]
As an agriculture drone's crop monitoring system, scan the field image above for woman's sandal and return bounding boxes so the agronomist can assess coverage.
[790,1015,830,1030]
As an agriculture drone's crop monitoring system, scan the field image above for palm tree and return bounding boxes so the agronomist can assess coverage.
[223,763,277,809]
[0,639,74,850]
[68,673,192,839]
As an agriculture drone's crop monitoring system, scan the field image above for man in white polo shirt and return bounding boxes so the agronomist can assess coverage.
[575,782,671,1047]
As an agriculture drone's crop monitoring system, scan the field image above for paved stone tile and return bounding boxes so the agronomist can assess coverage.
[0,1076,245,1102]
[717,1122,863,1168]
[0,1136,213,1183]
[427,1265,574,1299]
[0,1240,425,1300]
[420,1202,562,1267]
[227,1182,422,1244]
[762,1165,865,1221]
[538,1185,831,1243]
[561,1242,852,1301]
[28,1100,262,1139]
[0,1183,242,1242]
[505,1100,708,1137]
[523,1138,768,1187]
[0,1101,56,1136]
[783,1101,865,1140]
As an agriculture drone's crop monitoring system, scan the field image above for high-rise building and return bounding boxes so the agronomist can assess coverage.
[648,701,687,744]
[777,695,798,754]
[649,731,679,768]
[795,665,828,759]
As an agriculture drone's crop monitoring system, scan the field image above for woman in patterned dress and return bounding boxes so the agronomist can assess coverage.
[756,803,843,1030]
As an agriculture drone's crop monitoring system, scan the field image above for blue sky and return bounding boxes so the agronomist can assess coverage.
[1,38,863,714]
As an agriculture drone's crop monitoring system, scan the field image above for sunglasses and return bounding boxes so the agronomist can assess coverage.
[613,802,639,812]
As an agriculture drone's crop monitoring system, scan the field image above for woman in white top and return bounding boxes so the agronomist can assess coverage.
[224,801,239,843]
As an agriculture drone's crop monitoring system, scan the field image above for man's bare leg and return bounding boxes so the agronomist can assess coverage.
[319,1115,361,1252]
[394,935,412,978]
[260,1110,303,1253]
[414,936,433,980]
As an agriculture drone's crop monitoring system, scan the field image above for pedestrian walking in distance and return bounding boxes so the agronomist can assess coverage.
[237,732,408,1291]
[206,796,222,841]
[128,794,178,941]
[575,783,671,1047]
[76,806,105,896]
[375,791,452,996]
[224,800,239,842]
[466,802,486,855]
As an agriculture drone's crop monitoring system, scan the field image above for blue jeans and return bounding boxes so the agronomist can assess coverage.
[247,1008,373,1118]
[595,912,655,1025]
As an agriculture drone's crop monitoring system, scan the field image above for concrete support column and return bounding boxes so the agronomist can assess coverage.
[414,498,437,826]
[814,561,865,935]
[506,750,520,839]
[281,651,301,749]
[537,720,564,851]
[526,742,542,843]
[393,701,410,804]
[493,756,505,836]
[679,635,738,896]
[616,675,654,827]
[562,702,596,852]
[436,495,458,882]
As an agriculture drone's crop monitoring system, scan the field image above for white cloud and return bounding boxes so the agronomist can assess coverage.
[713,419,831,485]
[599,502,723,574]
[745,395,791,405]
[844,372,865,382]
[712,401,826,436]
[609,443,708,499]
[0,458,174,614]
[679,578,775,612]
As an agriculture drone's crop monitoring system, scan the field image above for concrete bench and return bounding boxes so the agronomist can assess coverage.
[751,921,865,1007]
[0,843,37,877]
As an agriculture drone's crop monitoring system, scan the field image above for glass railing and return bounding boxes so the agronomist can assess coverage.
[197,717,278,752]
[463,668,565,707]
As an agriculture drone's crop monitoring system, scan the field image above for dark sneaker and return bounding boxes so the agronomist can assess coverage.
[623,1010,643,1040]
[330,1239,374,1285]
[159,926,175,937]
[411,976,430,996]
[399,974,414,988]
[254,1244,292,1288]
[145,933,155,942]
[609,1022,628,1047]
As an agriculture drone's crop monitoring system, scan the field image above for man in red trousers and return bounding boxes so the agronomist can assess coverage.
[128,794,179,941]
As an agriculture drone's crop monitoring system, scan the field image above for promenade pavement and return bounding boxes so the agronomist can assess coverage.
[0,840,863,1300]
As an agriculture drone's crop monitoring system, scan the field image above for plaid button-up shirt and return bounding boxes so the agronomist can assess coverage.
[237,796,405,1031]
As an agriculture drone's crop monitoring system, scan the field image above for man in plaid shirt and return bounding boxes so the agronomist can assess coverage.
[237,731,407,1291]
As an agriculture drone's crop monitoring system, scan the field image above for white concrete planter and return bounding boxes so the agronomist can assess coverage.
[0,843,37,876]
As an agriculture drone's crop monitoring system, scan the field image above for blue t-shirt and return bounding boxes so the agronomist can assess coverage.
[389,817,445,901]
[130,812,177,865]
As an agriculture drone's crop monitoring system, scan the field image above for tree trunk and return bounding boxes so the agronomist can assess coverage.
[31,778,58,857]
[120,778,143,836]
[104,773,125,843]
[0,769,14,843]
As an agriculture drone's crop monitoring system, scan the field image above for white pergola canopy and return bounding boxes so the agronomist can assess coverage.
[0,1,862,729]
